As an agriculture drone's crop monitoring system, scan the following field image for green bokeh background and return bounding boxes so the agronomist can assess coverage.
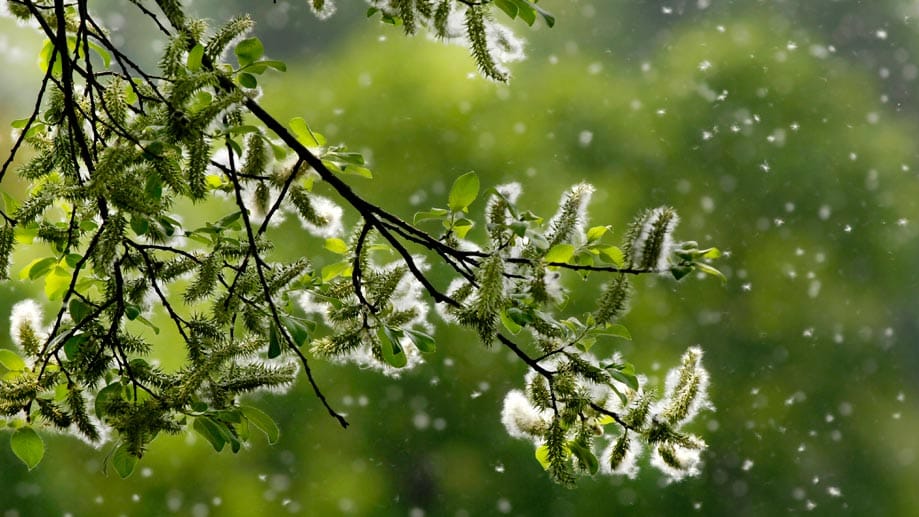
[2,1,919,515]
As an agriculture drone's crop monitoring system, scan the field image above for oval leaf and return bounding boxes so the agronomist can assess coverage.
[240,405,280,444]
[11,427,44,470]
[544,243,575,264]
[403,329,436,354]
[378,327,407,368]
[0,349,26,371]
[234,37,264,67]
[193,417,227,452]
[447,171,479,212]
[111,443,138,478]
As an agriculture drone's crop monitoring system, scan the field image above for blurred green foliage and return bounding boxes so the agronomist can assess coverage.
[2,1,919,516]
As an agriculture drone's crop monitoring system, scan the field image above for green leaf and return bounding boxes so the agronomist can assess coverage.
[599,246,625,268]
[568,440,599,475]
[586,225,609,243]
[605,362,639,390]
[62,334,88,360]
[257,59,287,72]
[20,256,56,280]
[451,218,474,238]
[500,310,523,335]
[268,323,281,359]
[289,117,325,148]
[95,382,124,418]
[413,208,449,225]
[0,349,26,371]
[234,37,264,67]
[701,247,721,260]
[135,315,160,334]
[324,238,349,254]
[11,427,44,470]
[280,315,310,347]
[320,261,351,282]
[509,0,537,25]
[44,265,71,301]
[378,327,407,368]
[447,172,480,212]
[693,261,727,284]
[403,329,436,354]
[494,0,518,19]
[531,1,556,27]
[545,243,575,264]
[111,443,137,478]
[124,304,141,321]
[193,417,227,452]
[240,405,280,444]
[68,298,92,324]
[187,43,204,72]
[596,323,631,341]
[88,40,111,68]
[340,165,373,179]
[535,444,551,470]
[238,72,257,89]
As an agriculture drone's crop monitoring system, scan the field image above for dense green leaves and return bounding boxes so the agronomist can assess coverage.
[0,0,719,487]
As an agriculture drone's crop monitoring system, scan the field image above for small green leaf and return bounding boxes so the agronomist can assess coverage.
[95,382,124,418]
[451,218,474,238]
[238,72,258,89]
[700,247,721,260]
[111,443,137,478]
[494,0,518,19]
[403,329,436,354]
[268,323,281,359]
[586,225,609,242]
[124,304,141,320]
[88,40,111,68]
[320,261,351,282]
[193,417,227,452]
[68,298,92,324]
[187,43,204,72]
[693,261,727,284]
[413,208,449,225]
[257,59,287,72]
[531,1,556,27]
[44,265,71,301]
[509,0,537,25]
[11,427,44,470]
[568,440,599,475]
[545,243,575,264]
[605,362,639,390]
[280,315,310,347]
[599,246,625,268]
[0,349,26,371]
[324,238,349,254]
[240,405,280,444]
[596,323,631,341]
[289,117,325,148]
[447,172,480,212]
[340,165,373,179]
[500,310,523,335]
[378,327,407,368]
[20,256,56,280]
[535,444,551,470]
[234,37,264,67]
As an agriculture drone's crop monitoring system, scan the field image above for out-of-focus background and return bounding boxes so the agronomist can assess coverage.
[2,1,919,515]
